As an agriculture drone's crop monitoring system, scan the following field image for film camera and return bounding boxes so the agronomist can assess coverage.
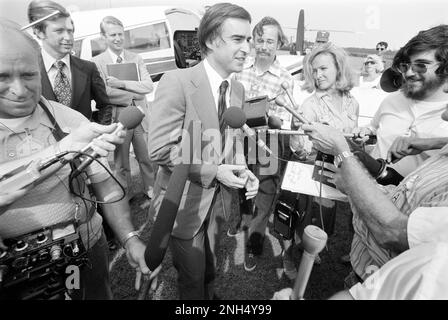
[0,222,87,300]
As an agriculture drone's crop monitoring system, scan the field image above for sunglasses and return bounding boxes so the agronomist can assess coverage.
[376,47,385,51]
[364,61,375,65]
[397,62,440,74]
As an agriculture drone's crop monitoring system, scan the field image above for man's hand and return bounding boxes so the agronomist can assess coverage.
[59,122,126,157]
[352,126,373,142]
[238,169,259,199]
[302,123,350,155]
[216,164,248,189]
[0,187,30,208]
[106,76,125,89]
[124,237,161,290]
[272,288,292,300]
[316,161,348,194]
[387,136,422,163]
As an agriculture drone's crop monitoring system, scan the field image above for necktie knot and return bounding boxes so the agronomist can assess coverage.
[219,80,229,96]
[116,56,123,63]
[55,60,65,71]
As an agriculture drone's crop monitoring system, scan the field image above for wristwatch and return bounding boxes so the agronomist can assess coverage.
[334,151,354,168]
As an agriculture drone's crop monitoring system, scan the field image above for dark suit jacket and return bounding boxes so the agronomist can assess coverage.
[40,54,110,120]
[148,62,246,239]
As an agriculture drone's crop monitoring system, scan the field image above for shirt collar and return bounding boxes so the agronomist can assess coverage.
[108,48,124,63]
[41,49,71,74]
[203,58,232,95]
[245,57,282,78]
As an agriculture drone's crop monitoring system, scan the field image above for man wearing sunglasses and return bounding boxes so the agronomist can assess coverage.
[355,25,448,177]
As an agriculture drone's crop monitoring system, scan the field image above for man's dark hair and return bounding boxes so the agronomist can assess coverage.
[252,16,288,48]
[27,0,71,34]
[376,41,388,49]
[392,24,448,79]
[197,2,251,56]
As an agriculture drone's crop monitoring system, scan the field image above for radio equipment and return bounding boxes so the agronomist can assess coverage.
[0,222,87,300]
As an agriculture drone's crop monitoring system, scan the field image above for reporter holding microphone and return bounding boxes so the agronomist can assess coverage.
[0,19,154,299]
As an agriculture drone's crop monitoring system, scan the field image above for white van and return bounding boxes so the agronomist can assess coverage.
[70,6,202,96]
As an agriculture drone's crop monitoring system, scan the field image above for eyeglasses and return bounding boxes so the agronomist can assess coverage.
[364,61,375,66]
[376,47,385,52]
[397,62,440,74]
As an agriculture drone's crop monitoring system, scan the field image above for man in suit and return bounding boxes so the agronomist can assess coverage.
[148,3,259,299]
[27,0,110,122]
[92,16,157,202]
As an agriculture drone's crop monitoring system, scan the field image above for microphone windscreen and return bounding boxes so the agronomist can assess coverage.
[117,105,145,129]
[268,115,282,129]
[274,95,287,107]
[281,81,290,91]
[223,107,246,128]
[353,151,383,177]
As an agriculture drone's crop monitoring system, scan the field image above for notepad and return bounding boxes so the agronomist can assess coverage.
[106,62,140,81]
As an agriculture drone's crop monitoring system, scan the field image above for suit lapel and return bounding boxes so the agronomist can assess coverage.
[40,63,56,101]
[190,63,219,131]
[70,56,87,108]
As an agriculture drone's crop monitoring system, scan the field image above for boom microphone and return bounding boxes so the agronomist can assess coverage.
[291,225,327,300]
[72,105,144,176]
[223,107,273,156]
[275,95,311,125]
[256,128,306,135]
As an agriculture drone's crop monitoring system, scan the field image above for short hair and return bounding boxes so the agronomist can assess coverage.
[27,0,71,34]
[392,24,448,80]
[363,54,384,73]
[302,42,355,93]
[376,41,388,49]
[197,2,251,56]
[252,16,288,48]
[100,16,124,35]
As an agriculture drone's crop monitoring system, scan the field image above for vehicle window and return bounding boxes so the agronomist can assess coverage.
[90,37,107,57]
[72,39,83,58]
[125,22,171,53]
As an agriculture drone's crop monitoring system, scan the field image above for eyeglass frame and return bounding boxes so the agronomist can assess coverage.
[397,62,440,74]
[364,60,376,66]
[376,47,386,52]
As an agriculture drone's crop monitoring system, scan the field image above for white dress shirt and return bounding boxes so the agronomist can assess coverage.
[203,58,232,112]
[107,48,125,64]
[41,49,71,89]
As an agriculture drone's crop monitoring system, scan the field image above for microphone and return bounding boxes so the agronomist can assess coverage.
[256,128,306,135]
[274,95,311,125]
[291,225,327,300]
[71,105,144,176]
[223,107,273,156]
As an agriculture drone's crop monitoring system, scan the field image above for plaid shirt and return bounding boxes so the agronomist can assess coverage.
[234,58,295,128]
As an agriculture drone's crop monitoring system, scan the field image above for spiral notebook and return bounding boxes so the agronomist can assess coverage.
[106,62,140,81]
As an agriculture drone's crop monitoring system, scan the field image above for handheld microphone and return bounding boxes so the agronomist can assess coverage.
[71,105,144,176]
[274,95,311,125]
[223,107,273,156]
[256,128,306,135]
[291,225,327,300]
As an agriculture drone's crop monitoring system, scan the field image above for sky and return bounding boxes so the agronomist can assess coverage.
[3,0,448,50]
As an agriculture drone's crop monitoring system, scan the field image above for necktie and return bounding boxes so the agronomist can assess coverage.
[53,60,72,107]
[218,80,229,151]
[116,56,123,63]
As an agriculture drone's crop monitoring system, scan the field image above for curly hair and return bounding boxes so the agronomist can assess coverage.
[392,24,448,80]
[302,42,355,93]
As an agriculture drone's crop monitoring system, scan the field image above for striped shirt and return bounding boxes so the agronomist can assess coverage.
[234,58,295,128]
[351,145,448,280]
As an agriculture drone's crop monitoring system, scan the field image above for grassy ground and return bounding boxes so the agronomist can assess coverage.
[109,158,353,300]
